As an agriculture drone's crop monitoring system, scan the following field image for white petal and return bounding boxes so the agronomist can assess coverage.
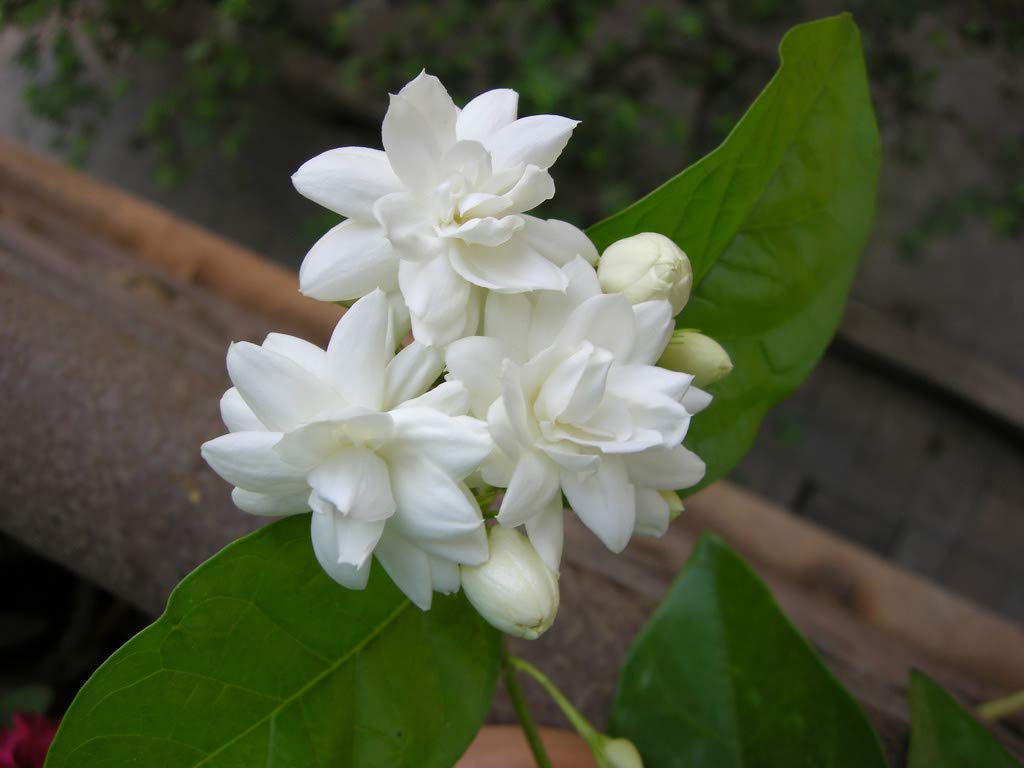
[557,294,636,362]
[486,114,579,171]
[561,457,636,553]
[525,258,602,357]
[682,386,713,415]
[374,528,432,609]
[501,166,555,213]
[399,255,473,347]
[443,216,523,247]
[383,341,444,409]
[449,238,568,293]
[537,441,599,472]
[608,364,693,404]
[534,343,613,425]
[396,380,470,415]
[201,431,307,494]
[274,410,394,469]
[457,88,519,142]
[458,191,511,220]
[299,220,398,302]
[623,444,706,490]
[415,527,488,566]
[227,342,339,432]
[291,147,400,219]
[387,447,485,542]
[499,360,539,446]
[629,300,675,365]
[525,494,565,572]
[497,451,561,527]
[445,336,509,417]
[231,487,310,516]
[311,511,378,590]
[382,93,441,192]
[261,333,328,378]
[396,71,458,151]
[486,398,522,464]
[389,408,492,479]
[307,446,396,521]
[374,192,443,262]
[428,556,460,594]
[440,140,492,185]
[634,488,671,537]
[220,388,264,433]
[520,216,598,266]
[483,293,531,362]
[325,290,394,409]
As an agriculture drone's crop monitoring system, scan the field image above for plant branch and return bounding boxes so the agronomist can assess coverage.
[978,689,1024,721]
[508,656,599,744]
[501,640,552,768]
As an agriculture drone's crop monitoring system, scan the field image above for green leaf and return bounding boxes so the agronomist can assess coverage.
[907,671,1021,768]
[587,14,880,489]
[45,515,501,768]
[609,534,887,767]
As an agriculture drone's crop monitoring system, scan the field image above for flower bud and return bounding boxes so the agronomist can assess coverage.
[658,329,733,387]
[659,490,684,522]
[597,232,692,314]
[461,526,559,639]
[597,736,644,768]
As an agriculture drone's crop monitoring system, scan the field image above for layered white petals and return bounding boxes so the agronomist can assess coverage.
[293,72,589,347]
[445,265,709,565]
[202,292,492,609]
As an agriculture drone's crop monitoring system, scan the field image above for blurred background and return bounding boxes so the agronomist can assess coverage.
[0,0,1021,739]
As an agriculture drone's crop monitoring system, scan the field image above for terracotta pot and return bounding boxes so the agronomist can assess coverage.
[457,726,595,767]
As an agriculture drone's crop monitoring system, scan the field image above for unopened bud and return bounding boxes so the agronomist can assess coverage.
[597,736,644,768]
[461,526,559,639]
[597,233,692,314]
[659,490,684,522]
[659,329,733,387]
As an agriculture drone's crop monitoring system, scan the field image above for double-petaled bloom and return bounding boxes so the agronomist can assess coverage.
[446,259,709,570]
[293,71,596,347]
[201,290,493,609]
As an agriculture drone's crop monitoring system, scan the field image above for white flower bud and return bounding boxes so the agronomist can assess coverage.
[461,526,559,639]
[597,232,692,314]
[658,329,733,388]
[598,736,644,768]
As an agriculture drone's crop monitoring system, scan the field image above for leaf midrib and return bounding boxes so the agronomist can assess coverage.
[191,598,412,767]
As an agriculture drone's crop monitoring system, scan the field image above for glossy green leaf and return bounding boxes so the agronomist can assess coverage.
[45,515,501,768]
[587,14,880,490]
[907,671,1021,768]
[610,534,887,767]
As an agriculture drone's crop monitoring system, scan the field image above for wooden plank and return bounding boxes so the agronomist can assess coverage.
[838,299,1024,433]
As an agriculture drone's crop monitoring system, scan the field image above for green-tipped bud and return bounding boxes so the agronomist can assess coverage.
[659,329,733,387]
[597,736,644,768]
[461,526,559,639]
[659,490,684,522]
[597,233,692,314]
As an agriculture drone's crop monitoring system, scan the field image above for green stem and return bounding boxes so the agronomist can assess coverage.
[508,657,600,744]
[501,640,553,768]
[978,689,1024,721]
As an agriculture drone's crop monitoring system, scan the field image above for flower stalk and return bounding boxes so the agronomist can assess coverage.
[501,639,553,768]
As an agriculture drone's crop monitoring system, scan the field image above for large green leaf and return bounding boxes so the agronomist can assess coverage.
[45,515,501,768]
[609,534,887,767]
[907,671,1021,768]
[587,14,880,489]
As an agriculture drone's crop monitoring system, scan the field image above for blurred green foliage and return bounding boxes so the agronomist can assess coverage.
[1,0,1021,237]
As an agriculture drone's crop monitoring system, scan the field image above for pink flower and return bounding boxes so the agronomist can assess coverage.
[0,713,59,768]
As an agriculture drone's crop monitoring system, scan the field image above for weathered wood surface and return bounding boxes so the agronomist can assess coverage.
[2,140,1023,759]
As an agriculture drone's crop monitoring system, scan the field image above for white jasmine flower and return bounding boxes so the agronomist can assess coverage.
[445,259,709,569]
[461,525,559,639]
[597,232,692,314]
[293,71,597,347]
[201,290,493,609]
